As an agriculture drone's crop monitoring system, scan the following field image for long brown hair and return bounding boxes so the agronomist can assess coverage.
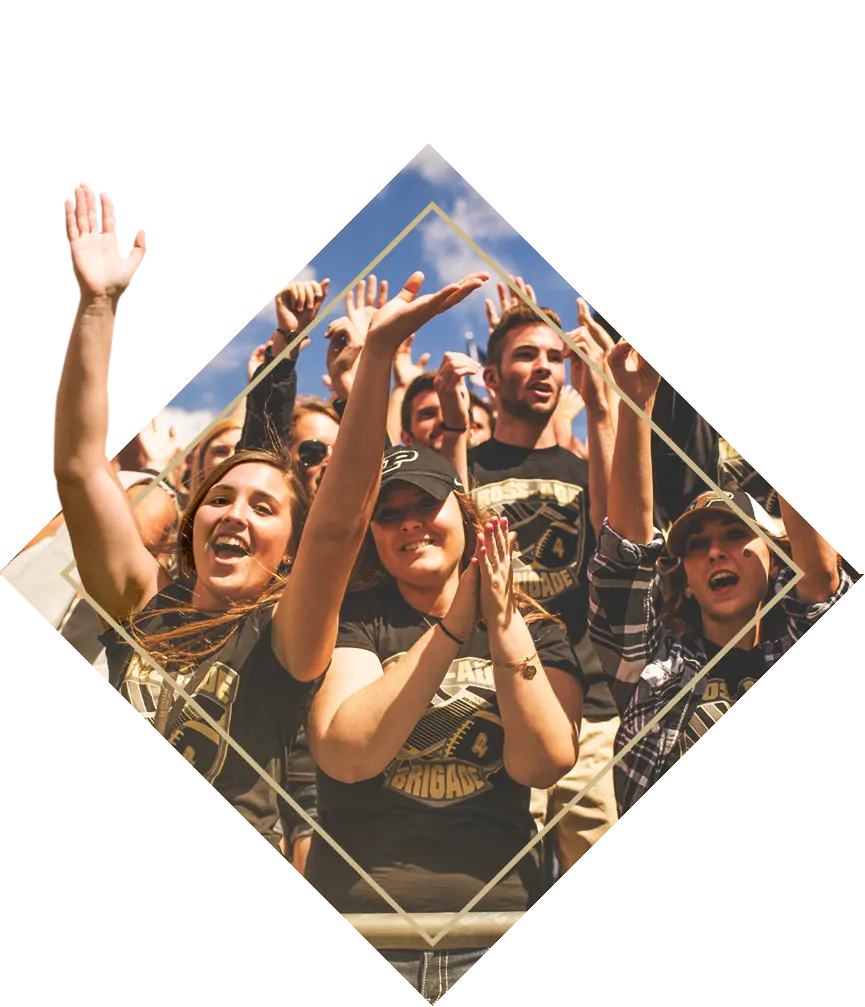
[348,489,565,630]
[128,448,308,666]
[659,529,792,640]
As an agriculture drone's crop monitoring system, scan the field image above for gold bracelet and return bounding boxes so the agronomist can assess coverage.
[491,652,539,680]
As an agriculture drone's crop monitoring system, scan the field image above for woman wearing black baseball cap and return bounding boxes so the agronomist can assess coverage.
[587,341,852,816]
[305,442,588,995]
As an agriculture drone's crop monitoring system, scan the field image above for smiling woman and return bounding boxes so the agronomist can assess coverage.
[54,183,489,850]
[586,340,852,817]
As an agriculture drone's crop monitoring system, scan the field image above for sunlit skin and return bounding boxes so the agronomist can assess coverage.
[682,514,775,648]
[485,324,566,430]
[201,427,242,482]
[292,411,339,498]
[370,483,466,603]
[404,388,444,450]
[191,462,295,610]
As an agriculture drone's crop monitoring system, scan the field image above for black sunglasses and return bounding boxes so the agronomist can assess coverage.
[296,439,332,468]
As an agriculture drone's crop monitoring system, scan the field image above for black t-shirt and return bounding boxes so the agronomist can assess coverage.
[680,639,768,754]
[100,580,318,847]
[305,583,586,914]
[467,438,616,719]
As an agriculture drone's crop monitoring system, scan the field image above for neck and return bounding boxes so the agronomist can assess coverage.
[191,578,231,614]
[702,606,762,650]
[396,567,461,619]
[490,410,557,449]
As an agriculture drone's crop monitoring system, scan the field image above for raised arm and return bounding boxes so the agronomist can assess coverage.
[272,271,489,681]
[480,517,582,788]
[778,495,841,603]
[566,326,617,534]
[606,341,662,546]
[54,185,163,620]
[435,350,481,488]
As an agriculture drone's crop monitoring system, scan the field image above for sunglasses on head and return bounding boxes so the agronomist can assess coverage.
[296,439,332,468]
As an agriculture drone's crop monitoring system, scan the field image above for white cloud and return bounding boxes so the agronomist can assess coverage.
[419,189,520,316]
[407,145,458,183]
[141,402,216,447]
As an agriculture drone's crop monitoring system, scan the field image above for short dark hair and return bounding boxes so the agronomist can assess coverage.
[486,304,563,368]
[401,372,437,436]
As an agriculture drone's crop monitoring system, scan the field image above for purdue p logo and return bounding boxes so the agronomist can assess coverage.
[382,448,419,475]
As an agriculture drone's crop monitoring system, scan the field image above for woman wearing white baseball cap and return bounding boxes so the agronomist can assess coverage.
[587,341,852,815]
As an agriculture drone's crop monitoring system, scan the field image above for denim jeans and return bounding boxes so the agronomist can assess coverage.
[381,949,487,1002]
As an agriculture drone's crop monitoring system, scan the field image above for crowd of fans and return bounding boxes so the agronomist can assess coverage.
[4,184,854,1003]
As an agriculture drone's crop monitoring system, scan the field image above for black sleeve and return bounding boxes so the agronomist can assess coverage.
[650,381,720,529]
[529,619,589,697]
[335,591,380,654]
[238,348,298,452]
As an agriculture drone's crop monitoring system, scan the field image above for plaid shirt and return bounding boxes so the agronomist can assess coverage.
[588,521,852,816]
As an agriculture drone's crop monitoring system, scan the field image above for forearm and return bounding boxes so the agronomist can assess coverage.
[314,628,461,781]
[274,343,394,679]
[585,401,616,534]
[387,386,407,445]
[489,614,579,788]
[607,401,655,546]
[440,431,469,489]
[54,296,116,476]
[779,496,840,602]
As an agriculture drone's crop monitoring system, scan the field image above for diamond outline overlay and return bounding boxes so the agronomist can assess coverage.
[51,196,805,947]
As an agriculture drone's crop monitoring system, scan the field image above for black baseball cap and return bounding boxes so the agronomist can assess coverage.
[379,445,465,502]
[667,489,785,558]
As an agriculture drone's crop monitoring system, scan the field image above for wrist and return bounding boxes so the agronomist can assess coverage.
[78,292,117,314]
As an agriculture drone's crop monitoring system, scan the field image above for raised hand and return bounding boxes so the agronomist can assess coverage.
[276,278,330,335]
[65,185,145,301]
[366,271,489,356]
[608,340,661,409]
[345,274,389,340]
[324,316,366,400]
[392,334,431,389]
[485,275,536,332]
[443,552,481,642]
[476,515,517,626]
[576,298,616,354]
[564,326,609,413]
[434,351,481,432]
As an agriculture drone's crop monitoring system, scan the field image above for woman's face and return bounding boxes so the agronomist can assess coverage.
[682,515,772,625]
[191,462,295,604]
[370,483,465,588]
[292,412,339,499]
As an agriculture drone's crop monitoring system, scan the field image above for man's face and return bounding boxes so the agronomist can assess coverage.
[484,324,565,427]
[405,388,444,451]
[291,411,339,498]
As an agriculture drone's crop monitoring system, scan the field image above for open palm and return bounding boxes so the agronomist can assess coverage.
[65,184,145,299]
[366,271,489,354]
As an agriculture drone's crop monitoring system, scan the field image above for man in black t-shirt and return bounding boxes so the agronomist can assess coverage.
[439,298,620,871]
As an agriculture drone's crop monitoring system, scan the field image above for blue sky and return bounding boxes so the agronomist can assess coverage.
[165,145,599,440]
[3,151,604,443]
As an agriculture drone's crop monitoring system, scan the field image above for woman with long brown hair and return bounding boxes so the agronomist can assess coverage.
[305,443,587,999]
[54,183,487,846]
[588,341,851,816]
